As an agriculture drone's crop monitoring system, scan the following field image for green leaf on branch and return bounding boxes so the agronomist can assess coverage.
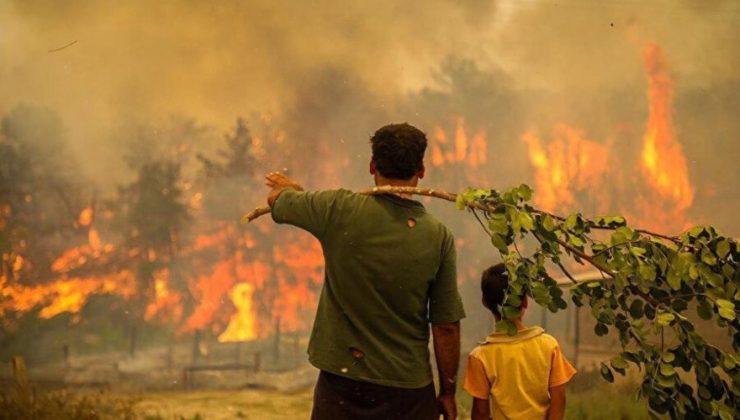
[455,194,466,210]
[697,299,713,320]
[701,248,717,266]
[600,363,614,383]
[656,311,675,327]
[611,226,636,245]
[659,363,675,376]
[715,239,730,259]
[497,319,518,336]
[720,354,737,371]
[594,322,608,336]
[718,406,734,420]
[716,299,735,321]
[516,184,533,201]
[519,212,535,231]
[639,264,657,282]
[631,246,647,257]
[630,300,644,319]
[611,355,629,371]
[541,214,556,232]
[502,305,520,320]
[490,233,509,254]
[488,214,508,235]
[594,215,627,228]
[699,266,724,288]
[564,213,578,231]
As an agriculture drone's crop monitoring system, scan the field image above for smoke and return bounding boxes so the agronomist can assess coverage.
[1,0,738,231]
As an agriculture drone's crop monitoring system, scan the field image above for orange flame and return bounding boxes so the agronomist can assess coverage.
[521,124,611,214]
[522,42,693,233]
[78,206,94,227]
[0,271,136,320]
[218,282,257,342]
[430,118,487,169]
[638,42,694,229]
[144,268,183,323]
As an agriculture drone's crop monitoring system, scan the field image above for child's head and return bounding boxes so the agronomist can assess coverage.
[481,263,526,320]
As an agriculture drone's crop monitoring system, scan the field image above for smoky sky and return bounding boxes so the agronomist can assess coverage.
[1,0,738,232]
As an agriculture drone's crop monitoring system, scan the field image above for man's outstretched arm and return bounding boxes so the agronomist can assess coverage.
[432,321,460,420]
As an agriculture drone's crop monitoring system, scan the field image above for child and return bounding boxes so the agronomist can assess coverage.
[464,264,576,420]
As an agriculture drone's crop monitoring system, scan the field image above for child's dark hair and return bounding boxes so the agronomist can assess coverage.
[481,263,509,318]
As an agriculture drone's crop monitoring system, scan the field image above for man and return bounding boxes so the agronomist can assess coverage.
[265,123,465,419]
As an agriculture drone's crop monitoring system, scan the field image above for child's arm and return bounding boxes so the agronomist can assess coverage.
[548,343,576,420]
[464,354,492,420]
[471,397,491,420]
[546,384,566,420]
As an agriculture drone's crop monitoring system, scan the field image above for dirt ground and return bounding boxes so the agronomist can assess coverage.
[130,381,647,420]
[133,388,315,420]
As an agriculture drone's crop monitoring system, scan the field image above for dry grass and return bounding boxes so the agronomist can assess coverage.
[0,373,648,420]
[133,388,313,420]
[0,388,139,420]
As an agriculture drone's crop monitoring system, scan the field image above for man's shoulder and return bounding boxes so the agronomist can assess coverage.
[276,188,356,204]
[419,211,454,238]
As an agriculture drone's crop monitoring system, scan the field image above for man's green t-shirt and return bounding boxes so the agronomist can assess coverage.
[272,189,465,388]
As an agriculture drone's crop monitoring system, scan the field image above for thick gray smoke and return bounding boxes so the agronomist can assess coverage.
[0,0,738,232]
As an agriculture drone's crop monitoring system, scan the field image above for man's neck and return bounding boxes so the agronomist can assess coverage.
[374,175,419,199]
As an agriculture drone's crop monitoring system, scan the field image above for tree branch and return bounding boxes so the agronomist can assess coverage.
[241,186,463,223]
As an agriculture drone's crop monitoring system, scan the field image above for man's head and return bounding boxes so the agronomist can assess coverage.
[481,263,527,320]
[369,123,427,181]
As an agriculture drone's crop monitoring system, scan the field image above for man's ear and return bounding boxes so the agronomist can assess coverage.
[369,160,377,175]
[417,164,425,179]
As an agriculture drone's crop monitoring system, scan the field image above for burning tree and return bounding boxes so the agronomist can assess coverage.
[0,105,86,286]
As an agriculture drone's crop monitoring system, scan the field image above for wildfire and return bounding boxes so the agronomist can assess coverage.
[5,42,697,347]
[0,271,136,320]
[522,42,694,233]
[182,229,323,342]
[218,282,257,342]
[638,42,694,229]
[144,268,183,323]
[430,118,487,169]
[521,124,611,214]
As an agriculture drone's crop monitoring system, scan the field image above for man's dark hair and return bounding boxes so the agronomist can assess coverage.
[370,123,427,180]
[481,263,509,318]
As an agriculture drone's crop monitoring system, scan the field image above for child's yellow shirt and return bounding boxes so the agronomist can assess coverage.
[464,326,576,419]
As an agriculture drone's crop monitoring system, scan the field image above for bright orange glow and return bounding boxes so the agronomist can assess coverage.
[51,246,90,273]
[78,206,94,227]
[429,118,488,181]
[145,269,183,323]
[218,282,257,342]
[0,271,136,319]
[638,42,694,229]
[88,228,103,252]
[454,118,468,162]
[182,258,240,333]
[522,124,611,213]
[522,42,693,233]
